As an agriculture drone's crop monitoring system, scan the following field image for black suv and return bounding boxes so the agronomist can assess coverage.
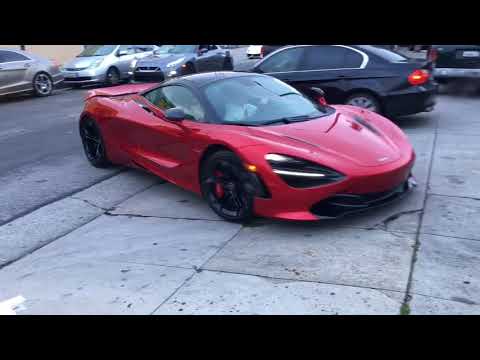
[431,45,480,84]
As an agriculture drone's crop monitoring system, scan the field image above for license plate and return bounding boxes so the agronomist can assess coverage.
[66,72,78,78]
[463,51,480,57]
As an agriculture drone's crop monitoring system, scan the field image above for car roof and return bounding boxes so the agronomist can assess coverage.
[165,71,260,88]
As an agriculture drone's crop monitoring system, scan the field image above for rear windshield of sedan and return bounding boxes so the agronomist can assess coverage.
[361,45,409,63]
[78,45,117,57]
[204,76,331,126]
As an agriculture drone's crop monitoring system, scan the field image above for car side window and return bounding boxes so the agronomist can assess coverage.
[208,45,218,50]
[143,85,206,122]
[0,50,29,63]
[299,46,351,70]
[135,45,154,53]
[256,47,305,73]
[118,45,135,55]
[344,49,364,68]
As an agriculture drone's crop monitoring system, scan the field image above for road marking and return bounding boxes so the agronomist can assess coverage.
[0,295,26,315]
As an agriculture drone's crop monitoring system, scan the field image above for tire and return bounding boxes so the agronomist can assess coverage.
[79,117,112,168]
[223,56,234,71]
[105,67,120,86]
[183,62,196,75]
[345,92,381,113]
[200,150,255,223]
[33,72,53,97]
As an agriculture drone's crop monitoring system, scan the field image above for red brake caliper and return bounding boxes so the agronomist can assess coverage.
[214,170,224,198]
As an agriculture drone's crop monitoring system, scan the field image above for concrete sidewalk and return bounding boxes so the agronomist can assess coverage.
[0,93,479,314]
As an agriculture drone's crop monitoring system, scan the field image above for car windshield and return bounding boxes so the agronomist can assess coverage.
[204,76,330,126]
[77,45,117,57]
[154,45,197,55]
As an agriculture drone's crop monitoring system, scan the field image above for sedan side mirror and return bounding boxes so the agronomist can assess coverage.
[164,107,186,121]
[117,50,128,57]
[311,87,328,105]
[198,48,209,56]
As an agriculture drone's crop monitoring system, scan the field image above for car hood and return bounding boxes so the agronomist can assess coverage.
[245,110,404,167]
[137,53,192,68]
[64,56,105,69]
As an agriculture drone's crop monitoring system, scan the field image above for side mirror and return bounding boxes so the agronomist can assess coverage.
[311,87,328,105]
[117,50,128,57]
[164,107,185,121]
[198,48,209,56]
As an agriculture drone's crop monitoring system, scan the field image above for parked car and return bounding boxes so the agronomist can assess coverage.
[132,45,234,82]
[246,45,287,59]
[79,72,416,222]
[0,48,63,97]
[431,45,480,84]
[249,45,437,117]
[62,45,158,88]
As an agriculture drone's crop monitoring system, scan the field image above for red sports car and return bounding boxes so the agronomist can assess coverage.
[79,71,416,222]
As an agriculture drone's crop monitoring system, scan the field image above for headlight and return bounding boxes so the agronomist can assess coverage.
[89,58,104,69]
[168,70,178,77]
[166,57,185,68]
[265,154,345,188]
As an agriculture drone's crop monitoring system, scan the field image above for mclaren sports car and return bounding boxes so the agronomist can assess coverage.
[79,71,416,222]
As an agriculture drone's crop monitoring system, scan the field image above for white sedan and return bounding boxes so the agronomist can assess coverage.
[246,45,263,59]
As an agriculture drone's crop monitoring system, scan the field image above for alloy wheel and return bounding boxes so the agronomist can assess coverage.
[34,73,52,96]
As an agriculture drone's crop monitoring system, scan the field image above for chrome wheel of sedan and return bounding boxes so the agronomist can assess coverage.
[33,73,53,97]
[345,93,381,113]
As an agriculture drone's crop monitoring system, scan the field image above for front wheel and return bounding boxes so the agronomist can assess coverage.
[200,151,255,223]
[105,67,120,86]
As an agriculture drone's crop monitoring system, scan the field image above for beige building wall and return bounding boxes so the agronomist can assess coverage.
[0,45,84,65]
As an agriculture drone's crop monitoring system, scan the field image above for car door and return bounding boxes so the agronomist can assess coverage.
[205,45,225,70]
[253,45,361,104]
[115,45,138,78]
[293,45,364,103]
[133,84,207,184]
[0,50,34,95]
[195,45,217,72]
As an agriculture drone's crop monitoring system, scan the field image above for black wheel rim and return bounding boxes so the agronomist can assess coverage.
[204,160,250,219]
[80,120,104,162]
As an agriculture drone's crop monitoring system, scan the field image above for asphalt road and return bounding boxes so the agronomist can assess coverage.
[0,89,120,225]
[0,46,477,226]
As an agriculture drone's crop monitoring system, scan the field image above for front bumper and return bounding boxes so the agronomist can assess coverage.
[310,175,416,218]
[62,68,106,84]
[251,149,416,221]
[434,67,480,79]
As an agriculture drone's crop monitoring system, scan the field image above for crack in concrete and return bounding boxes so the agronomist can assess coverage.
[70,197,112,212]
[367,209,423,231]
[104,211,224,222]
[428,193,480,201]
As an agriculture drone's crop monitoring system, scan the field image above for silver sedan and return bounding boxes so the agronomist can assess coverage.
[0,48,63,97]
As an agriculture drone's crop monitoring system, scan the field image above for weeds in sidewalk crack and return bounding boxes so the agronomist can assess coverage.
[368,209,423,231]
[400,303,411,315]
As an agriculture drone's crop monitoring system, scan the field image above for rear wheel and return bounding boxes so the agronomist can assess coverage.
[33,72,53,97]
[79,118,111,168]
[200,151,255,223]
[345,92,381,113]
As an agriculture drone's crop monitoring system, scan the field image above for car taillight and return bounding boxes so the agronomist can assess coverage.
[260,46,265,58]
[427,48,438,62]
[408,69,430,86]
